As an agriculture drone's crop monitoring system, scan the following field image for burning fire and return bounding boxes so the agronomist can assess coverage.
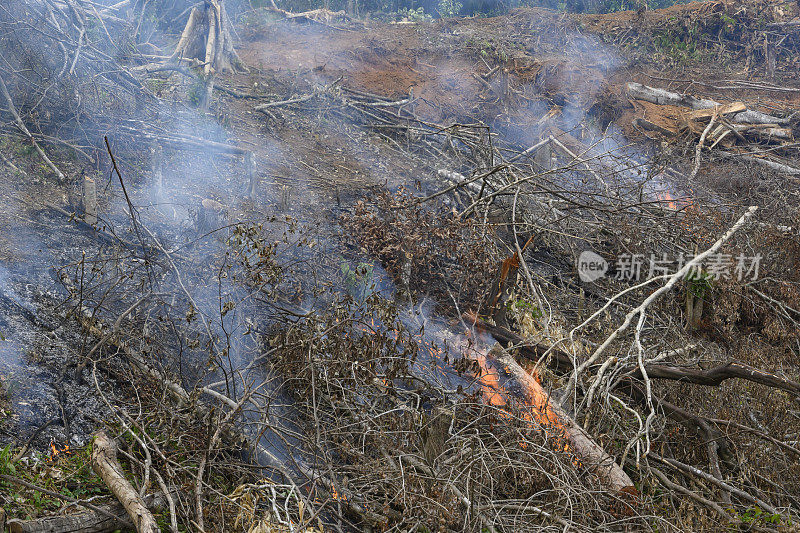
[350,306,571,454]
[658,190,697,213]
[330,484,347,502]
[473,350,507,407]
[48,440,71,461]
[459,319,572,456]
[660,191,678,210]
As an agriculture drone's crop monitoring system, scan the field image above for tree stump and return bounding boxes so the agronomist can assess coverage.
[170,0,244,107]
[245,151,256,200]
[197,198,226,233]
[83,176,97,225]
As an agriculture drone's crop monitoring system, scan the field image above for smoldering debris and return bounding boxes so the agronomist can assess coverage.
[0,0,799,531]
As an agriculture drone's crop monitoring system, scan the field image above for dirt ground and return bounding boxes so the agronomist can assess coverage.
[218,9,626,212]
[227,1,800,195]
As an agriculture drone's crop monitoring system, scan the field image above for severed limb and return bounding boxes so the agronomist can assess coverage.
[91,431,160,533]
[626,361,800,397]
[689,113,717,181]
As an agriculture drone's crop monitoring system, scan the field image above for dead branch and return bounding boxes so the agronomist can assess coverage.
[91,431,159,533]
[6,493,171,533]
[627,361,800,397]
[689,113,717,181]
[632,117,678,137]
[0,474,134,530]
[254,94,315,111]
[648,466,735,524]
[465,312,574,371]
[719,151,800,176]
[563,206,759,405]
[651,454,781,517]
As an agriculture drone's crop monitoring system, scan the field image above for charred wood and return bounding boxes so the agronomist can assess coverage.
[487,344,635,493]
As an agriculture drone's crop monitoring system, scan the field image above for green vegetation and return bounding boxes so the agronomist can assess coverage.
[341,261,375,297]
[436,0,462,17]
[507,297,543,319]
[0,442,112,521]
[686,270,713,300]
[738,506,786,527]
[395,6,433,21]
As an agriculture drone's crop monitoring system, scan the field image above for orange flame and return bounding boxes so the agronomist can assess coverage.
[660,192,678,210]
[460,317,573,457]
[330,484,347,502]
[474,351,507,407]
[48,441,71,462]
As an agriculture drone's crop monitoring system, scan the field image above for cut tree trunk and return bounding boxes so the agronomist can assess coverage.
[91,431,159,533]
[83,176,98,225]
[627,83,792,125]
[487,344,635,493]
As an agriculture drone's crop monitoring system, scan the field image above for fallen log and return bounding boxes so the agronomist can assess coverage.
[91,431,159,533]
[766,21,800,30]
[736,124,794,142]
[627,82,719,109]
[422,164,507,203]
[627,83,793,125]
[487,344,635,493]
[6,493,170,533]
